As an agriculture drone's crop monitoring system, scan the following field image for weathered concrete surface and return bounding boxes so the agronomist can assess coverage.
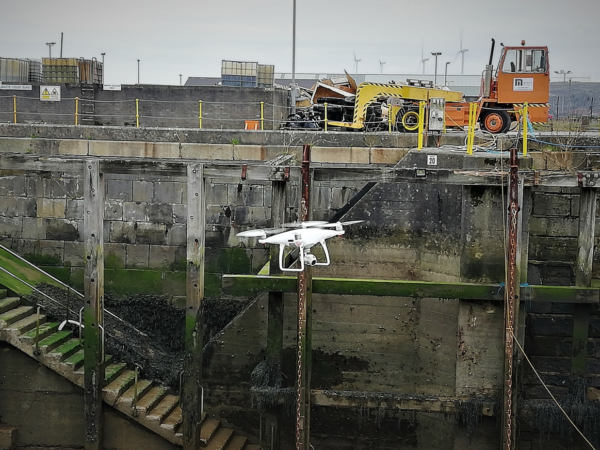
[0,122,507,148]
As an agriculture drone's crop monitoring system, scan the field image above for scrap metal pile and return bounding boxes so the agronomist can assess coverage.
[282,71,463,132]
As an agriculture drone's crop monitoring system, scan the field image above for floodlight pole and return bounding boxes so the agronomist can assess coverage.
[555,69,572,83]
[46,42,56,59]
[291,0,297,114]
[431,52,441,85]
[101,53,105,84]
[295,144,312,450]
[445,62,450,86]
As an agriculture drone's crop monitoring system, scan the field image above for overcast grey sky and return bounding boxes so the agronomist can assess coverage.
[2,0,599,85]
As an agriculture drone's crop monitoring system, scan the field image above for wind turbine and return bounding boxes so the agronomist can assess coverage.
[353,51,361,74]
[420,46,429,75]
[379,59,386,74]
[458,30,469,75]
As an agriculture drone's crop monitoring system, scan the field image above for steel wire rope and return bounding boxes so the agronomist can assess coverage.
[511,330,597,450]
[138,99,203,104]
[78,99,135,104]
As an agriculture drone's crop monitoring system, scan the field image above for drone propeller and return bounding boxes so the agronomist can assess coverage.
[236,227,285,238]
[282,221,328,229]
[317,220,364,228]
[282,220,363,229]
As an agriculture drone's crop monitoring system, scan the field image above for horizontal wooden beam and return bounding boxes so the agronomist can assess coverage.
[249,388,495,415]
[0,155,298,182]
[312,390,495,416]
[315,167,600,188]
[222,274,600,303]
[2,154,599,187]
[521,285,600,303]
[221,274,297,293]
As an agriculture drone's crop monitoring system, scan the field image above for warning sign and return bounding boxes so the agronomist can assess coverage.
[40,86,61,101]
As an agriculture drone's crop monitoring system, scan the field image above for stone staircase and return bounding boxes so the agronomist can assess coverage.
[0,288,260,450]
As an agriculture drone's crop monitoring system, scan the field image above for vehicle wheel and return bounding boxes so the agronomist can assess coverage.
[396,107,420,132]
[481,109,511,134]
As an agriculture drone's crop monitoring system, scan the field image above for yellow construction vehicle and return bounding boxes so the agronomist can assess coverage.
[283,39,550,134]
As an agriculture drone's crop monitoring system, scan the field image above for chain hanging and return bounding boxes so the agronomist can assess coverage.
[505,147,520,450]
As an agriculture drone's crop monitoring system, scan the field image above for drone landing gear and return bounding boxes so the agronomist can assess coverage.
[278,241,331,272]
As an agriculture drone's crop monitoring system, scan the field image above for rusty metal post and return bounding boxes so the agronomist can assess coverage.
[182,163,205,450]
[295,144,313,450]
[502,147,520,450]
[83,160,105,450]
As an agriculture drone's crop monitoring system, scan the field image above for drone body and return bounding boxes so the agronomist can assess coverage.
[237,221,361,272]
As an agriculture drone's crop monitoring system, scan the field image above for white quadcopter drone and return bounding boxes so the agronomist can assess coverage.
[237,220,363,272]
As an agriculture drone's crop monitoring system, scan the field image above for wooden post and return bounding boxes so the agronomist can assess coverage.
[182,163,205,450]
[83,160,104,450]
[572,188,597,375]
[266,180,286,450]
[295,145,313,450]
[267,181,286,363]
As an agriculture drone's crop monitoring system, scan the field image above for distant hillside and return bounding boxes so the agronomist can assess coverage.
[550,82,600,118]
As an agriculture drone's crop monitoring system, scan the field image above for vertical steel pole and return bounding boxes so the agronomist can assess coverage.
[260,101,265,131]
[291,0,297,115]
[83,160,104,450]
[13,96,17,124]
[295,144,313,450]
[182,163,205,450]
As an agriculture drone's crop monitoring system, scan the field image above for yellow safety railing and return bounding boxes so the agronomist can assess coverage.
[260,101,264,131]
[1,96,292,130]
[417,101,425,150]
[466,102,477,155]
[522,102,528,156]
[324,102,328,132]
[75,97,79,125]
[199,100,203,129]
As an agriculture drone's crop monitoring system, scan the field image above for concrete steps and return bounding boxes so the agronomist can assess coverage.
[0,291,258,449]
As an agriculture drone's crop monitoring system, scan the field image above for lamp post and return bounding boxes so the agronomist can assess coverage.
[291,0,297,114]
[554,69,572,83]
[46,42,56,59]
[101,53,105,84]
[444,61,450,86]
[137,59,140,85]
[179,74,182,86]
[431,52,441,85]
